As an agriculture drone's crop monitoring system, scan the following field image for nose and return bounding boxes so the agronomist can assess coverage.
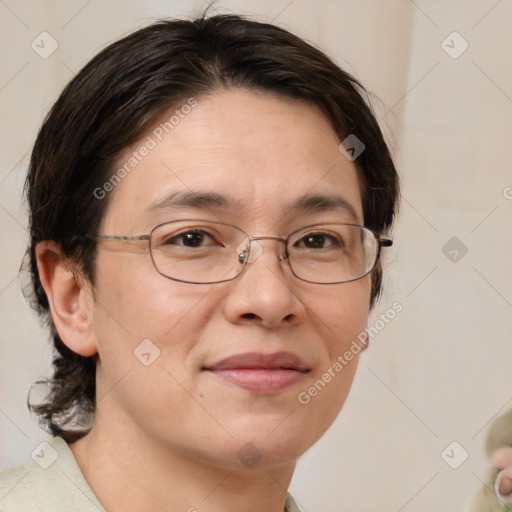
[223,238,305,329]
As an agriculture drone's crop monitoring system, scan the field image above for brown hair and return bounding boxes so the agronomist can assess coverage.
[24,12,400,442]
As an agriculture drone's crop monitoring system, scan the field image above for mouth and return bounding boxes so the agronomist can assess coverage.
[202,352,310,395]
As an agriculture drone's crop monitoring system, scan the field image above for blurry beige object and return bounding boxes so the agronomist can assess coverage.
[469,410,512,512]
[495,469,512,505]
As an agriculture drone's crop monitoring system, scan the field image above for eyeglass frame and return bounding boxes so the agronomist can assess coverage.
[77,218,393,285]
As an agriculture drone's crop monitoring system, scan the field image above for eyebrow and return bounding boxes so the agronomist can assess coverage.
[143,190,361,223]
[291,193,360,222]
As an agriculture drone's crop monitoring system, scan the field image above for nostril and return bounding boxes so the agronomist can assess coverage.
[242,313,256,319]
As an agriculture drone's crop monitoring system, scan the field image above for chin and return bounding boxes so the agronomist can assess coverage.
[225,422,323,469]
[226,440,308,471]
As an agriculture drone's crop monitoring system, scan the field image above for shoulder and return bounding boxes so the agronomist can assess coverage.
[0,436,105,512]
[0,462,39,511]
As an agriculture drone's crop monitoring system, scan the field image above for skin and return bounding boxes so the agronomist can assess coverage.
[37,88,371,512]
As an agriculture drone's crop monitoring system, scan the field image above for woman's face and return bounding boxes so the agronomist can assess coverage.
[89,88,371,469]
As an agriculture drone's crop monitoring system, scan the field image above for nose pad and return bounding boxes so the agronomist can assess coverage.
[235,238,286,265]
[236,239,264,264]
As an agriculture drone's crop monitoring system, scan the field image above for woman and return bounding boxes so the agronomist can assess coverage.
[0,12,399,512]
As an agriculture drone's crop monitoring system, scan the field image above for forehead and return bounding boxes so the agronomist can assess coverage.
[101,89,363,231]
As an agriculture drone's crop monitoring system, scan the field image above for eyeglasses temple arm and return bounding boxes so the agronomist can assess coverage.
[379,236,393,247]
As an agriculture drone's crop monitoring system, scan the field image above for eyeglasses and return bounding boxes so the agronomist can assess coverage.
[81,219,392,284]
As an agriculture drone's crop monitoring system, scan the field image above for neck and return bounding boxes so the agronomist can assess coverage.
[69,411,295,512]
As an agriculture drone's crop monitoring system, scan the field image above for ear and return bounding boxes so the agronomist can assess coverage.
[35,240,98,357]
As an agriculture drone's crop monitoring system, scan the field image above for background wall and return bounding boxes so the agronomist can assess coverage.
[1,1,511,511]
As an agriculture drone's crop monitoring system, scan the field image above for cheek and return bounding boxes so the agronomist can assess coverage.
[91,252,204,388]
[311,277,371,356]
[295,278,370,428]
[90,261,211,429]
[93,249,198,338]
[91,248,234,404]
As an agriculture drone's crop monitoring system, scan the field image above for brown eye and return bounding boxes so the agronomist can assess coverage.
[294,232,341,249]
[164,230,215,247]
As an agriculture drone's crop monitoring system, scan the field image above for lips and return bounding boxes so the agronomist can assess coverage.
[205,351,309,372]
[203,352,310,395]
